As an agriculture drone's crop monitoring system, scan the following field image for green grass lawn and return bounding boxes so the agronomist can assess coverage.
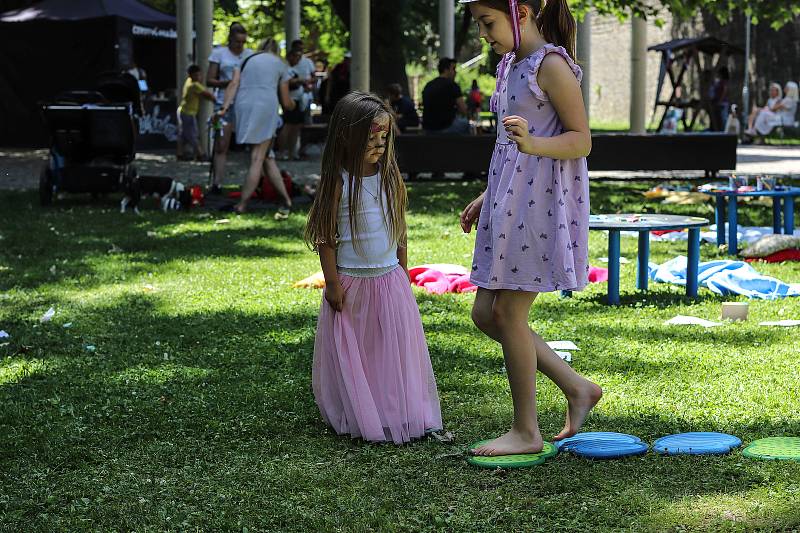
[1,181,799,531]
[763,137,800,146]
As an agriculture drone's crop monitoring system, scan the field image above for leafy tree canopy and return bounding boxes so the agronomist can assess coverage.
[576,0,799,29]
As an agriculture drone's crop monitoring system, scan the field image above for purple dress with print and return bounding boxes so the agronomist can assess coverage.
[471,44,589,293]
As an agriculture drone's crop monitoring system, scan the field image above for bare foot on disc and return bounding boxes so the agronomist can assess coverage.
[471,428,544,456]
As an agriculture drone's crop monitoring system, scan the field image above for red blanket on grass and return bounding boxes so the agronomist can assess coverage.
[409,264,609,294]
[744,249,800,263]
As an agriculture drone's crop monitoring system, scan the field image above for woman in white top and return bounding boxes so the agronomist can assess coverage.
[218,38,296,214]
[747,82,799,136]
[746,82,782,132]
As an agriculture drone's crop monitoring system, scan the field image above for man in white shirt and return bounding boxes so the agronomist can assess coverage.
[278,40,316,160]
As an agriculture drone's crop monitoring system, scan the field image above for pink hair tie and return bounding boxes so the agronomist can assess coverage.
[490,0,521,113]
[508,0,521,51]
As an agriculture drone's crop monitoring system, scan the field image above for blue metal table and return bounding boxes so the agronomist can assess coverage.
[564,214,710,305]
[704,187,800,255]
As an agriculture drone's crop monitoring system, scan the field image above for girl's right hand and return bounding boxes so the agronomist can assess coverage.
[324,280,345,312]
[460,192,485,233]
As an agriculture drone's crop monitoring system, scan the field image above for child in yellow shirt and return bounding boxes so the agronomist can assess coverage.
[178,64,215,160]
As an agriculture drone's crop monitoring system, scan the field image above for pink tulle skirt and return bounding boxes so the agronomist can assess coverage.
[312,266,442,444]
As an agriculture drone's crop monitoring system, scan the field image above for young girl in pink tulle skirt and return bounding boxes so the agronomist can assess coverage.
[304,92,442,444]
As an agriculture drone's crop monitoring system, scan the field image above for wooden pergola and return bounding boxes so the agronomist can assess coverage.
[648,36,744,132]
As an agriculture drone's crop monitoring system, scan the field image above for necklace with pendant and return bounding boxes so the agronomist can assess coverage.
[362,176,380,202]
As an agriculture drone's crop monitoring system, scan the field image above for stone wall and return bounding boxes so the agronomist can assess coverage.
[582,12,673,127]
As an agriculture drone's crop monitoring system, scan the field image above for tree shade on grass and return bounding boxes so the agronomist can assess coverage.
[1,180,799,530]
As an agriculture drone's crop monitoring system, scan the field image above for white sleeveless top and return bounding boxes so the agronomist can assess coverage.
[337,169,399,269]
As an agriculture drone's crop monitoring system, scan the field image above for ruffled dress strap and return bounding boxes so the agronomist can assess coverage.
[527,44,583,101]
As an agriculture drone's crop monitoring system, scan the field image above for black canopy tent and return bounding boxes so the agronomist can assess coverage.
[648,36,744,132]
[0,0,179,146]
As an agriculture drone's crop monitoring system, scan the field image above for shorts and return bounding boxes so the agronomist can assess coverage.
[178,113,198,145]
[283,101,305,125]
[213,104,235,126]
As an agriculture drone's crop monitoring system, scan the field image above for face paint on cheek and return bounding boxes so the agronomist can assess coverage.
[370,122,389,134]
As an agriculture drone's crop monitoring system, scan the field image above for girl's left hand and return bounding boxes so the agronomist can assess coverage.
[503,115,536,154]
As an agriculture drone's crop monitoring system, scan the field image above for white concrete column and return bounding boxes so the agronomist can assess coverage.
[351,0,370,92]
[285,0,301,49]
[629,15,647,133]
[438,0,455,59]
[196,0,213,153]
[175,0,193,101]
[576,11,592,120]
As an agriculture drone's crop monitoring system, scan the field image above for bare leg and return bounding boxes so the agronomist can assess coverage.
[277,126,290,159]
[191,133,204,161]
[235,139,271,212]
[747,108,758,131]
[176,113,184,158]
[213,121,234,186]
[262,152,292,208]
[471,289,543,456]
[298,118,309,157]
[287,124,303,158]
[471,288,602,442]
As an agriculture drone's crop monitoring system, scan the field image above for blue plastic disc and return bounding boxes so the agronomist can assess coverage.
[653,432,742,456]
[555,432,643,450]
[556,432,649,459]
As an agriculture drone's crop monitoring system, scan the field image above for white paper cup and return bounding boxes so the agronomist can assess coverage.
[722,302,749,321]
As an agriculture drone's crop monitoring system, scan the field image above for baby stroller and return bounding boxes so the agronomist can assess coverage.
[39,72,140,205]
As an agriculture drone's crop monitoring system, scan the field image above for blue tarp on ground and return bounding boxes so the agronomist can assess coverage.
[649,256,800,299]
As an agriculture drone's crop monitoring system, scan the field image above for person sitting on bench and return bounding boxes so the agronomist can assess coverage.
[745,83,782,133]
[422,58,469,135]
[746,81,798,138]
[387,83,420,133]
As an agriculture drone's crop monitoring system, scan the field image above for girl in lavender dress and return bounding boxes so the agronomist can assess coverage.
[459,0,602,457]
[305,92,442,444]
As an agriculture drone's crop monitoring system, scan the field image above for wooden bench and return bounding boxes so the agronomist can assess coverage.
[773,120,800,142]
[300,123,328,145]
[395,134,495,179]
[588,133,738,178]
[394,132,738,179]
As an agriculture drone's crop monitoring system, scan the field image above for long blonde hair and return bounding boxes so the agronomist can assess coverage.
[304,91,407,254]
[785,82,799,102]
[768,82,783,100]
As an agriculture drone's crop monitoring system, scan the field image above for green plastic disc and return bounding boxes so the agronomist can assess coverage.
[466,440,558,469]
[742,437,800,461]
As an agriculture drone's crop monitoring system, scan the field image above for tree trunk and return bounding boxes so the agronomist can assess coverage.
[330,0,410,97]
